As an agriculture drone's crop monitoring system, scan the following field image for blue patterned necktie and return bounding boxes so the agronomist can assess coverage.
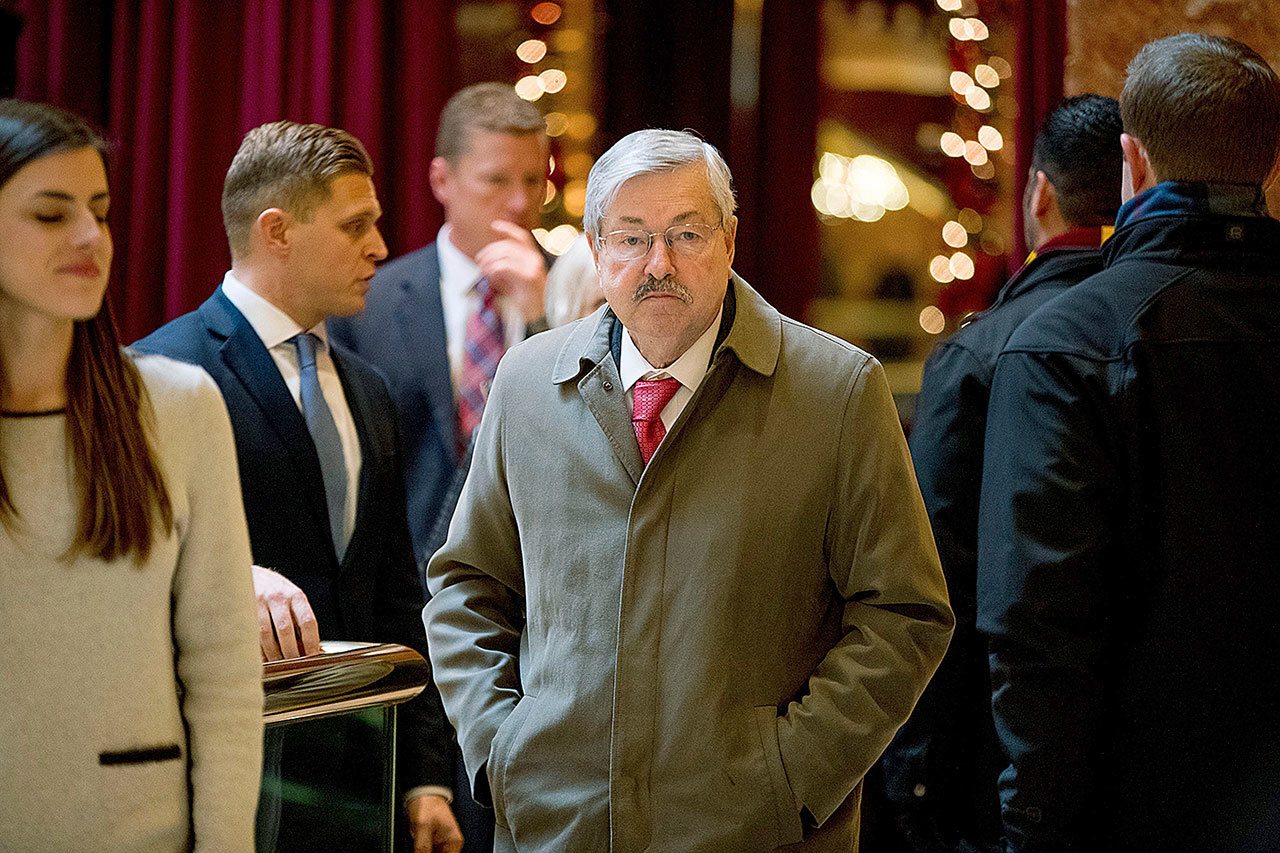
[293,333,348,559]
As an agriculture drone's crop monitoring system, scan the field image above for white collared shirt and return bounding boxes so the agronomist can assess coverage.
[619,307,724,433]
[221,271,361,546]
[437,224,528,390]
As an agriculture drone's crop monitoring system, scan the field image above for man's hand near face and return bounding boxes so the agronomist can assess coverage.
[252,564,322,661]
[475,219,548,325]
[407,793,464,853]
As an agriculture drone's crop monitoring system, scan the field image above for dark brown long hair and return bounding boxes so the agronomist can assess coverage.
[0,100,172,562]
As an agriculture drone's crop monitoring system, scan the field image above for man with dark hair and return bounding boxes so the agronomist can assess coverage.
[329,81,550,853]
[979,34,1280,851]
[873,93,1122,853]
[134,121,463,853]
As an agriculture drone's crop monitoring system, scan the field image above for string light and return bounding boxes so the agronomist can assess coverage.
[516,39,548,63]
[920,306,947,334]
[974,64,1000,88]
[965,87,992,110]
[539,69,567,94]
[958,208,983,232]
[950,252,975,280]
[530,2,562,25]
[928,0,1010,314]
[950,71,974,95]
[930,255,956,283]
[963,140,988,165]
[514,75,544,101]
[942,220,968,247]
[544,112,569,137]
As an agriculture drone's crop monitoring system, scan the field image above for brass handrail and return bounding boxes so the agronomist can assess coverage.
[262,641,429,726]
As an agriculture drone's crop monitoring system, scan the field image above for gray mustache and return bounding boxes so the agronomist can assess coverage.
[633,277,694,304]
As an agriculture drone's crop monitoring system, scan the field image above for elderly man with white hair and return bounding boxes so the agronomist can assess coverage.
[424,128,952,852]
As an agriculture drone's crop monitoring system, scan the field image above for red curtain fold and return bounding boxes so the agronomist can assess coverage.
[16,0,454,342]
[1013,0,1068,266]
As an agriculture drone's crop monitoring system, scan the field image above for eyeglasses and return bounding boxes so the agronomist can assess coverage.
[597,222,722,262]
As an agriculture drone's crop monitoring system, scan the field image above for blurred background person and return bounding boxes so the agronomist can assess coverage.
[871,93,1122,853]
[544,232,604,327]
[330,83,552,852]
[0,99,263,851]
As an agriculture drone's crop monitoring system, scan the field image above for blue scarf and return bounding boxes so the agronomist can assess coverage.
[1115,180,1270,230]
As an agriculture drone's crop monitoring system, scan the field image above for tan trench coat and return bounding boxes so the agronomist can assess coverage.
[426,276,953,852]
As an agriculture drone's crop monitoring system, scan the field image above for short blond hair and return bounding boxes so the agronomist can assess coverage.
[435,82,546,161]
[222,120,374,259]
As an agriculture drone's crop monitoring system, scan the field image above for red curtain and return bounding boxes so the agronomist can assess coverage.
[16,0,454,342]
[1012,0,1067,265]
[737,0,820,323]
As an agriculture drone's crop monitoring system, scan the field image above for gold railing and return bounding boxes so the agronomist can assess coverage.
[262,641,429,726]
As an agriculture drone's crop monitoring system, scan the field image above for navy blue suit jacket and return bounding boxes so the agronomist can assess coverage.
[329,243,459,566]
[132,287,452,792]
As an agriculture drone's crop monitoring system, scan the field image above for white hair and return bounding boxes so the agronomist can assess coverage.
[582,129,736,238]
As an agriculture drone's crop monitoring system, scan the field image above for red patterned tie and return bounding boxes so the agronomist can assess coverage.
[632,377,682,465]
[457,277,505,452]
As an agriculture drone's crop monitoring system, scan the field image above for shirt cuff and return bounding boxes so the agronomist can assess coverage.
[404,785,453,807]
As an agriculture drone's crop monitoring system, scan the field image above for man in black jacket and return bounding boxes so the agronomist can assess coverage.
[874,94,1122,853]
[979,33,1280,852]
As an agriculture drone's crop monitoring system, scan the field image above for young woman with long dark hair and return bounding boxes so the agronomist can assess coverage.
[0,100,263,851]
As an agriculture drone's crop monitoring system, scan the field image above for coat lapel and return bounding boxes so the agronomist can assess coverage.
[200,289,333,551]
[397,245,460,459]
[554,307,644,484]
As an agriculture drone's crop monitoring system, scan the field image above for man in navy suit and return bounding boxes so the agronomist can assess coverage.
[329,88,549,851]
[134,121,462,853]
[329,82,550,568]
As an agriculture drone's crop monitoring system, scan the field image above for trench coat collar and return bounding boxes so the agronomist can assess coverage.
[550,272,781,384]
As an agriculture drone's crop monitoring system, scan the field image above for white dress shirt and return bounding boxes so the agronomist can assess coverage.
[619,307,724,434]
[437,224,527,391]
[221,272,361,547]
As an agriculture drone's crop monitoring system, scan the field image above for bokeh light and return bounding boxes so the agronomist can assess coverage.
[516,39,548,64]
[539,68,567,94]
[920,306,947,335]
[531,2,562,25]
[950,252,975,280]
[942,220,968,248]
[514,75,544,101]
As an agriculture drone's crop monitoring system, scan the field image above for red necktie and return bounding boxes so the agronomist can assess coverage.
[632,377,681,465]
[457,277,505,453]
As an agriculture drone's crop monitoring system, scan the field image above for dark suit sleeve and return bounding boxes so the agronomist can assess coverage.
[879,341,996,848]
[418,434,474,587]
[371,384,457,793]
[977,349,1118,852]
